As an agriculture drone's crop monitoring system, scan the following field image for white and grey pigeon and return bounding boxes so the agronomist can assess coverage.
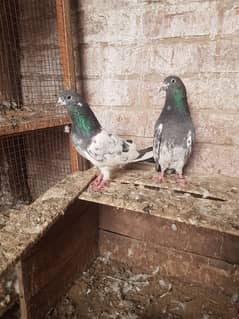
[153,76,195,184]
[57,90,153,191]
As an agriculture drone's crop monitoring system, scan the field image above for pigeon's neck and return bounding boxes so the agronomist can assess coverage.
[68,104,101,138]
[167,89,189,113]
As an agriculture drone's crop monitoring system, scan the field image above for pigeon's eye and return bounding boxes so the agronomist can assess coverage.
[171,79,176,84]
[67,95,72,100]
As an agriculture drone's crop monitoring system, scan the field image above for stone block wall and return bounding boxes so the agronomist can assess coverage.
[72,0,239,177]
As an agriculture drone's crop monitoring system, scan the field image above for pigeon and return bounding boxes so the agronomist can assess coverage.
[57,90,153,191]
[153,76,195,184]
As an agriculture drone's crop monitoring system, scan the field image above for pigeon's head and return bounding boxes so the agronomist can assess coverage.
[57,90,85,109]
[160,76,186,96]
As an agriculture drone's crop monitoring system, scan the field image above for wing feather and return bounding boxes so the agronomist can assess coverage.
[153,123,163,169]
[86,130,139,167]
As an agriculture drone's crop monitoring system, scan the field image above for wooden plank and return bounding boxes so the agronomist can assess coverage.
[99,205,239,265]
[0,168,96,275]
[56,0,79,172]
[22,200,97,295]
[0,169,95,316]
[69,134,79,172]
[0,266,18,317]
[99,230,239,296]
[56,0,76,90]
[16,262,28,319]
[17,200,99,319]
[79,163,239,237]
[0,112,70,137]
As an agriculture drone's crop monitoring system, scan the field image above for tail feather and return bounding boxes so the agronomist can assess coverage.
[132,146,154,163]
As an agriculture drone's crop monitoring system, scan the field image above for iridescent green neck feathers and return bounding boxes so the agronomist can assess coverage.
[167,87,187,112]
[68,104,101,138]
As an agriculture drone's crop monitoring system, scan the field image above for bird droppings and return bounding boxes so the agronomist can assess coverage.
[231,293,239,305]
[0,169,96,316]
[2,255,239,318]
[0,256,231,318]
[0,266,18,317]
[1,165,239,317]
[80,163,239,237]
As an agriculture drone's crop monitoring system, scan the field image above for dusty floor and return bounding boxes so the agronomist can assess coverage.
[2,256,239,319]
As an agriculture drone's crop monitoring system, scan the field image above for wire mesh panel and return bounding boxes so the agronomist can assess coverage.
[20,0,64,110]
[0,126,71,211]
[0,1,80,315]
[0,0,77,215]
[0,0,21,109]
[24,126,71,200]
[0,0,65,112]
[0,0,70,138]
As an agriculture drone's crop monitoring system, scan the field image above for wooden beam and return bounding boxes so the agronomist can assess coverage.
[17,200,99,319]
[99,205,239,265]
[99,229,239,296]
[56,0,76,90]
[0,168,96,276]
[0,112,70,137]
[79,164,239,237]
[56,0,79,172]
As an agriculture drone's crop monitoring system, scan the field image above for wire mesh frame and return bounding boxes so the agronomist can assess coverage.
[0,126,72,211]
[0,0,79,169]
[0,0,83,216]
[0,0,66,112]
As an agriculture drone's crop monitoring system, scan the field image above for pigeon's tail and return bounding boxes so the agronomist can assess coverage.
[132,146,154,163]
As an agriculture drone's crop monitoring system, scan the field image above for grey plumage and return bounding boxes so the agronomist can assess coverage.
[153,76,195,183]
[57,90,153,190]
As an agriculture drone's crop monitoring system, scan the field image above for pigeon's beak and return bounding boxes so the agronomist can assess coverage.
[159,82,169,93]
[56,97,65,106]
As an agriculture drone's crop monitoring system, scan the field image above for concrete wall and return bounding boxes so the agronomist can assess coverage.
[72,0,239,177]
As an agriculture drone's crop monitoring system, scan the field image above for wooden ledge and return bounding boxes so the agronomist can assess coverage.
[79,163,239,238]
[0,110,70,137]
[0,168,96,275]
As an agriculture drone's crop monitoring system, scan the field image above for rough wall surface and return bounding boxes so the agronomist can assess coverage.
[72,0,239,177]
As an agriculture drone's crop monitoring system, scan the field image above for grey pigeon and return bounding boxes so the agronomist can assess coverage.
[57,90,153,191]
[153,76,195,184]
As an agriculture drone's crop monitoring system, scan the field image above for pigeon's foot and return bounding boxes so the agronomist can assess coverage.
[91,174,104,186]
[176,175,186,185]
[89,179,107,192]
[153,173,165,183]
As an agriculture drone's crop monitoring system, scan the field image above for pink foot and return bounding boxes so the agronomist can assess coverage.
[90,174,103,186]
[176,175,186,185]
[89,174,107,192]
[153,173,165,183]
[89,181,107,192]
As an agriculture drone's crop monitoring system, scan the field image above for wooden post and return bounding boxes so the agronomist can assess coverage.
[56,0,79,172]
[16,200,99,319]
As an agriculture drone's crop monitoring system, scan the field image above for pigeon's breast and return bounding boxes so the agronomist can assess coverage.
[159,141,187,171]
[71,133,90,158]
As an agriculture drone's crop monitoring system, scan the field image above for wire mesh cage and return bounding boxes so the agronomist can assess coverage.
[0,0,78,215]
[0,0,65,113]
[0,127,71,211]
[0,0,79,312]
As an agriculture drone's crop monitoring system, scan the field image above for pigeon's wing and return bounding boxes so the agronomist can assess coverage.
[153,122,163,170]
[183,128,195,164]
[85,130,139,167]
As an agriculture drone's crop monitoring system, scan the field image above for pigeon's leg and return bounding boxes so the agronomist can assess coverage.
[88,173,104,192]
[89,167,110,192]
[174,165,187,185]
[158,171,165,183]
[91,173,104,186]
[90,179,108,192]
[153,171,165,183]
[176,174,186,185]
